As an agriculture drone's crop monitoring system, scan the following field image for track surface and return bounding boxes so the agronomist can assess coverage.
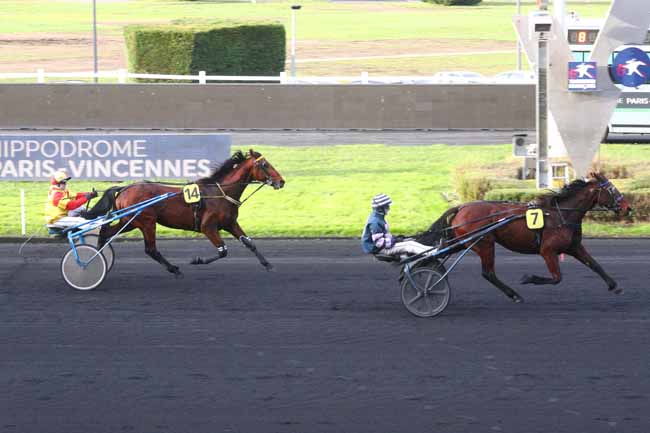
[2,239,650,433]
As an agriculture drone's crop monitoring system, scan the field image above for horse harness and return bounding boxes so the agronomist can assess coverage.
[186,183,264,232]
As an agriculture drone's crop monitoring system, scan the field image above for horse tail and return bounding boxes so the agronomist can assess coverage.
[80,186,124,219]
[414,206,460,246]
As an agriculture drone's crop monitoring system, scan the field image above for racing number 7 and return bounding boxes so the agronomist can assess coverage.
[525,209,544,229]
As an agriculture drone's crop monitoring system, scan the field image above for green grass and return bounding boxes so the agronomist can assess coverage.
[300,52,521,77]
[0,0,611,40]
[2,143,649,239]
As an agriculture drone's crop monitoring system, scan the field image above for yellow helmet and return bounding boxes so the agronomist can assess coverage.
[51,170,71,185]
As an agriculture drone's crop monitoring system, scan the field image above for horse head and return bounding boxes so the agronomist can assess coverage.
[244,149,285,190]
[590,172,632,217]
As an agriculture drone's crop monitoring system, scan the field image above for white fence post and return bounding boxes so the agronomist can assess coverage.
[280,71,287,84]
[20,189,26,236]
[118,69,127,83]
[361,71,369,84]
[36,68,45,83]
[198,70,206,84]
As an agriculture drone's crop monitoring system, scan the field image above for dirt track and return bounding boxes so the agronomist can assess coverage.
[2,239,649,433]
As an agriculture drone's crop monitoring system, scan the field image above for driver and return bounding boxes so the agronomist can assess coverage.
[44,170,97,228]
[361,193,432,257]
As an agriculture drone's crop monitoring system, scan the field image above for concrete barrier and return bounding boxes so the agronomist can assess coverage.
[0,84,535,130]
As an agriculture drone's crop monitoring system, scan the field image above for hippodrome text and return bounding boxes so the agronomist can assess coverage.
[0,134,231,180]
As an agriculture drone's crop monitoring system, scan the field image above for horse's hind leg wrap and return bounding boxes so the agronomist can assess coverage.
[240,236,256,251]
[146,245,181,276]
[240,236,273,270]
[191,245,228,265]
[482,271,524,303]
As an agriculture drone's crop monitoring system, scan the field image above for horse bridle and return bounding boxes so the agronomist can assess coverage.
[254,156,277,186]
[210,156,280,206]
[596,180,625,212]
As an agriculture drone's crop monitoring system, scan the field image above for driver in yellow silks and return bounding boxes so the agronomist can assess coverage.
[44,170,97,228]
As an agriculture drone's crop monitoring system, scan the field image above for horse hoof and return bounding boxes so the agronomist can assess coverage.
[190,257,203,265]
[512,295,524,303]
[519,274,532,284]
[612,287,623,294]
[174,271,184,280]
[264,264,275,272]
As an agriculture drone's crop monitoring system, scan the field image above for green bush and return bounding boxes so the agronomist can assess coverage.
[455,172,532,202]
[124,21,286,82]
[423,0,482,5]
[626,177,650,191]
[483,188,539,203]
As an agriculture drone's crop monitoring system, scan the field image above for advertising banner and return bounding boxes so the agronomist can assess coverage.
[0,133,231,181]
[568,61,597,91]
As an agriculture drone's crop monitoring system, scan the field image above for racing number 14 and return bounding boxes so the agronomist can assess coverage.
[182,184,201,204]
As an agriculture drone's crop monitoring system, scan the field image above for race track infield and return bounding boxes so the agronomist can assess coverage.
[1,239,649,433]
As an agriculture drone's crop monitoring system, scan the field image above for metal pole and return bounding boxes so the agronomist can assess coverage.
[20,189,26,236]
[554,0,566,38]
[536,31,549,189]
[516,0,521,70]
[290,9,296,77]
[92,0,98,83]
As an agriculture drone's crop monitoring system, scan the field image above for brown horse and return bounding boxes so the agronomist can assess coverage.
[415,172,632,303]
[89,149,285,277]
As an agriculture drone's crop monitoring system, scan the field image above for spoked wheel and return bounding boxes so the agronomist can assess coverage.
[76,234,114,272]
[400,267,451,318]
[60,244,107,291]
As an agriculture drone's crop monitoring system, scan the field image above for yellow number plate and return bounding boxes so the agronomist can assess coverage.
[182,184,201,204]
[525,209,544,229]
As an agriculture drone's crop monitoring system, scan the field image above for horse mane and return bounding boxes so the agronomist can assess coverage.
[533,178,591,207]
[196,150,247,184]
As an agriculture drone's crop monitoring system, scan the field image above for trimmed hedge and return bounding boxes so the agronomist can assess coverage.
[124,22,286,82]
[479,188,650,222]
[483,188,539,203]
[455,174,533,202]
[423,0,482,5]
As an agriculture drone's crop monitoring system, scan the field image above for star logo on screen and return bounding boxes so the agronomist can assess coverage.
[612,46,650,87]
[570,63,596,79]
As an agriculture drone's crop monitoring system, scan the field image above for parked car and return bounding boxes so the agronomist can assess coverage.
[492,70,536,84]
[432,71,489,84]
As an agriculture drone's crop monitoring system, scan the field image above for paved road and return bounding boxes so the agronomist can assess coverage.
[2,239,649,433]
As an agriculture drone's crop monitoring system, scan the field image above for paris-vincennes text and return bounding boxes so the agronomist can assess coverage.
[0,138,212,179]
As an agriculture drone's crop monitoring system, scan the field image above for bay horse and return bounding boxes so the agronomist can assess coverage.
[87,149,285,277]
[415,172,632,303]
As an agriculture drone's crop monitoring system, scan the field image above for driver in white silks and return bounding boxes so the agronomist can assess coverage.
[44,170,97,229]
[361,193,433,258]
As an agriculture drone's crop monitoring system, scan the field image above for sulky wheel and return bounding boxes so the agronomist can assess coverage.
[76,234,114,272]
[400,267,450,318]
[60,244,107,291]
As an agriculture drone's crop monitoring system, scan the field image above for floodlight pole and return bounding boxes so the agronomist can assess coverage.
[290,5,302,78]
[92,0,98,83]
[516,0,521,70]
[536,30,550,189]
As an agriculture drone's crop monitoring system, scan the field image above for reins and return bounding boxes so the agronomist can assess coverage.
[200,181,267,207]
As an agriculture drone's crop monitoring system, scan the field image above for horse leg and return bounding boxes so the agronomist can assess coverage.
[520,251,562,285]
[190,228,227,265]
[567,243,620,293]
[475,239,524,303]
[138,219,183,278]
[227,222,274,271]
[98,217,136,248]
